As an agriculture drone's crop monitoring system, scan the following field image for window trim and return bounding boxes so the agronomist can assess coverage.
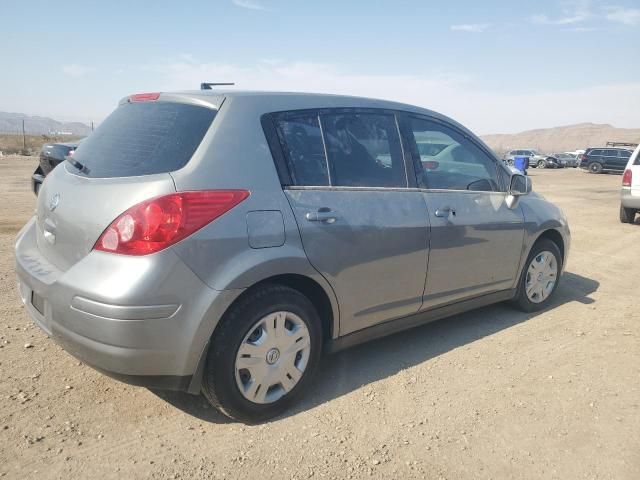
[399,112,508,193]
[264,107,414,191]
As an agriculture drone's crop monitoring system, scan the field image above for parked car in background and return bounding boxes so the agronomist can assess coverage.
[548,152,579,168]
[15,90,570,422]
[504,149,558,168]
[620,145,640,223]
[33,142,79,195]
[579,147,633,174]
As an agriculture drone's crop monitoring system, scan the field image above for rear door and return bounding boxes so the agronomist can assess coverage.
[273,110,430,335]
[403,115,524,309]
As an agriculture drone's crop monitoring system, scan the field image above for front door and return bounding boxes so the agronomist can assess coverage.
[403,115,525,309]
[273,110,430,335]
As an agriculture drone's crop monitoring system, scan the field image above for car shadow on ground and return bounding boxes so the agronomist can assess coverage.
[152,271,598,424]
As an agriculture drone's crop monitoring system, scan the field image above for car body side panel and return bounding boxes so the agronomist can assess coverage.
[169,96,341,336]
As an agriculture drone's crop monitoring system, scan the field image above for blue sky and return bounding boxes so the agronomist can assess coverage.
[1,0,639,133]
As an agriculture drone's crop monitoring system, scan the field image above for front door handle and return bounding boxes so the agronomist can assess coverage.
[434,206,456,218]
[305,209,337,224]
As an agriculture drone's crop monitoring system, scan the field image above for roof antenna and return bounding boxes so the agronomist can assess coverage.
[200,82,235,90]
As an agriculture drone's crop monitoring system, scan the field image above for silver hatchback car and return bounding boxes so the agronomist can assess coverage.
[15,91,570,422]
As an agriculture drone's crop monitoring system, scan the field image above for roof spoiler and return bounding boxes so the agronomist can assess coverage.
[200,82,235,90]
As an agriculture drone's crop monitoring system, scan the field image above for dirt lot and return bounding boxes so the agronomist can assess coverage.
[0,155,638,480]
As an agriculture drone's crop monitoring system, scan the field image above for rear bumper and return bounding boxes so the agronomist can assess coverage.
[15,217,243,391]
[621,188,640,209]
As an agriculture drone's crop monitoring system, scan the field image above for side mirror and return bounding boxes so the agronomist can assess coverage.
[509,173,532,196]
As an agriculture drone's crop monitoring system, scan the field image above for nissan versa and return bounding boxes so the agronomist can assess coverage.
[15,91,570,422]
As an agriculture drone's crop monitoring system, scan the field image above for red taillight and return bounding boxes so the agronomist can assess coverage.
[129,92,161,102]
[580,154,588,161]
[94,190,250,255]
[622,169,632,187]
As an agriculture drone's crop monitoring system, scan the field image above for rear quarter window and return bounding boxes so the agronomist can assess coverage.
[72,101,216,178]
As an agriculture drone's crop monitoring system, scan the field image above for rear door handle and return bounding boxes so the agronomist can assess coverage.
[305,209,337,224]
[434,206,456,218]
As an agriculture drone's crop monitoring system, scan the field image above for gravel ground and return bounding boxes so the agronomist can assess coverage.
[1,156,638,479]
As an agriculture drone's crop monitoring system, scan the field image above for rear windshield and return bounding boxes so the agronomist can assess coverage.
[72,101,216,178]
[42,144,74,159]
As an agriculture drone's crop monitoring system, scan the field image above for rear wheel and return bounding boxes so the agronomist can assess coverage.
[588,162,603,174]
[512,239,562,313]
[537,159,547,169]
[620,204,637,224]
[202,284,322,423]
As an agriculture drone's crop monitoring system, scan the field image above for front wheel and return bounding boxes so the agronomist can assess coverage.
[202,284,322,423]
[537,159,547,169]
[620,204,637,224]
[512,239,562,313]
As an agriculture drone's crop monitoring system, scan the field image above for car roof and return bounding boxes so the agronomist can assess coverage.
[119,89,496,157]
[131,89,467,130]
[587,147,632,152]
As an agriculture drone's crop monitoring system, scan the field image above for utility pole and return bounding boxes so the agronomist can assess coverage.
[91,120,94,132]
[22,119,26,150]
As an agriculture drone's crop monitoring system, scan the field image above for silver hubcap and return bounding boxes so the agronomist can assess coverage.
[235,311,311,404]
[525,251,558,303]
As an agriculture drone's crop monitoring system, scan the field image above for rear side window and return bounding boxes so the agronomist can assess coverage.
[322,113,406,188]
[72,102,216,178]
[272,110,407,188]
[590,149,603,156]
[619,150,631,159]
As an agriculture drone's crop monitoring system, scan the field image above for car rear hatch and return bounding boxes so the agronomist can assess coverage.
[35,94,218,271]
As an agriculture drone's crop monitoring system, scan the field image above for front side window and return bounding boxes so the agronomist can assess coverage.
[409,117,500,192]
[321,113,406,188]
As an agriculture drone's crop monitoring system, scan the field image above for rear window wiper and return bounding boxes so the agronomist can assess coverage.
[66,156,89,174]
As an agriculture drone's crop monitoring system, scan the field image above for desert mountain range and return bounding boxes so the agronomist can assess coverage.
[481,123,640,154]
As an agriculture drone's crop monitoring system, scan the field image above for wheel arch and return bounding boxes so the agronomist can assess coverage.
[187,272,339,394]
[535,228,565,264]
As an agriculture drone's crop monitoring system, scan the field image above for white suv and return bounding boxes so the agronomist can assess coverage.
[620,144,640,224]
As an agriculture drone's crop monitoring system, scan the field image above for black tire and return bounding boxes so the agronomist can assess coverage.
[588,162,603,174]
[202,284,322,423]
[512,239,563,313]
[537,159,547,169]
[620,204,636,224]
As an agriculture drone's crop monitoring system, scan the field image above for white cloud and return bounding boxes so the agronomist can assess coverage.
[147,59,640,134]
[450,23,491,33]
[62,64,95,77]
[566,26,597,31]
[605,6,640,25]
[531,0,592,25]
[232,0,268,10]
